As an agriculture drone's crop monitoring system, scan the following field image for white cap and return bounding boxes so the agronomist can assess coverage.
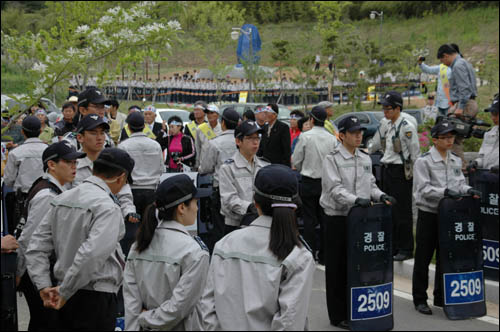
[206,104,220,114]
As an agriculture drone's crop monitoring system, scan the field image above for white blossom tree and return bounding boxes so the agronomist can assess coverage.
[2,1,182,138]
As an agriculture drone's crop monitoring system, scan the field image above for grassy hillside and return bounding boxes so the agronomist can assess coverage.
[165,6,498,70]
[2,6,498,103]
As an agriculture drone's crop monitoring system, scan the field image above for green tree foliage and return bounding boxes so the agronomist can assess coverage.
[2,1,182,138]
[187,1,245,101]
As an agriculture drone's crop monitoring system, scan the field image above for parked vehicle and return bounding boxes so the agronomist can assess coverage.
[154,108,191,126]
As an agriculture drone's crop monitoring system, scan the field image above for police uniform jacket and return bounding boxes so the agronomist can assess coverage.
[195,121,222,169]
[198,130,237,187]
[291,126,338,178]
[123,220,209,331]
[62,131,115,150]
[3,137,47,193]
[194,215,315,331]
[118,132,165,190]
[72,154,136,218]
[413,146,471,214]
[320,144,385,216]
[17,173,66,277]
[26,176,125,301]
[476,126,499,169]
[218,152,269,227]
[368,115,420,165]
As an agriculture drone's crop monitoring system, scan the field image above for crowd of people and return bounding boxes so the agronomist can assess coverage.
[71,69,429,106]
[0,43,498,331]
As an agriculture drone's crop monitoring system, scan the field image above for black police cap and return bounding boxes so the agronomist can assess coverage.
[222,108,241,125]
[485,97,499,114]
[308,106,327,123]
[77,87,109,106]
[254,164,299,204]
[94,148,135,185]
[235,120,263,139]
[338,116,367,133]
[127,112,145,131]
[76,114,110,133]
[22,116,41,133]
[378,91,403,109]
[156,174,211,211]
[43,141,86,164]
[431,119,456,138]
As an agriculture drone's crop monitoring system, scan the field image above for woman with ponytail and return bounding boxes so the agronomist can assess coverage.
[123,174,211,330]
[196,164,315,330]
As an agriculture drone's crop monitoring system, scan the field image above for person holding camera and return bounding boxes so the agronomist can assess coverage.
[412,120,481,315]
[470,94,499,173]
[437,44,478,166]
[160,116,195,172]
[368,91,420,262]
[417,56,452,117]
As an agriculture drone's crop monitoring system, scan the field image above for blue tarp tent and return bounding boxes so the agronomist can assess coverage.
[236,24,261,66]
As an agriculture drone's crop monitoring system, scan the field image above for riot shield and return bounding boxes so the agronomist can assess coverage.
[469,169,499,281]
[347,204,393,331]
[438,196,486,320]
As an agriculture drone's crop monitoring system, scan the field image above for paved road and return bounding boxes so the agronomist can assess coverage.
[17,266,498,331]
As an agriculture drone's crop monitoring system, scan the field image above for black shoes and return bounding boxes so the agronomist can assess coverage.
[415,303,433,315]
[394,252,413,261]
[332,320,350,330]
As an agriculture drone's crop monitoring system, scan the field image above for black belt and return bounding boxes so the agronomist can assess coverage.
[382,164,404,169]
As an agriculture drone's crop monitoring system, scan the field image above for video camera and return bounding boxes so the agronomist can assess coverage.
[439,115,491,139]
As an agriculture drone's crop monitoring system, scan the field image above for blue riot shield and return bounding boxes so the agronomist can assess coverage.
[438,196,486,320]
[347,204,393,331]
[469,169,499,281]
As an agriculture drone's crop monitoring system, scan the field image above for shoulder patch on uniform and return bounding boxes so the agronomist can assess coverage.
[109,193,121,207]
[224,158,234,164]
[298,235,313,254]
[405,131,412,139]
[193,236,209,252]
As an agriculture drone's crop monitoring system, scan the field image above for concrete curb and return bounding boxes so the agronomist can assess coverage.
[393,259,499,304]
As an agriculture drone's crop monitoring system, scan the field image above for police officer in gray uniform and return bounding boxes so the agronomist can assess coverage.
[124,174,211,331]
[16,141,86,331]
[292,105,338,263]
[369,91,420,261]
[195,165,315,331]
[26,148,135,330]
[198,108,241,244]
[4,116,47,232]
[321,116,396,329]
[63,88,115,149]
[118,112,165,256]
[72,115,138,255]
[412,120,481,315]
[470,95,499,172]
[4,116,47,196]
[219,120,269,234]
